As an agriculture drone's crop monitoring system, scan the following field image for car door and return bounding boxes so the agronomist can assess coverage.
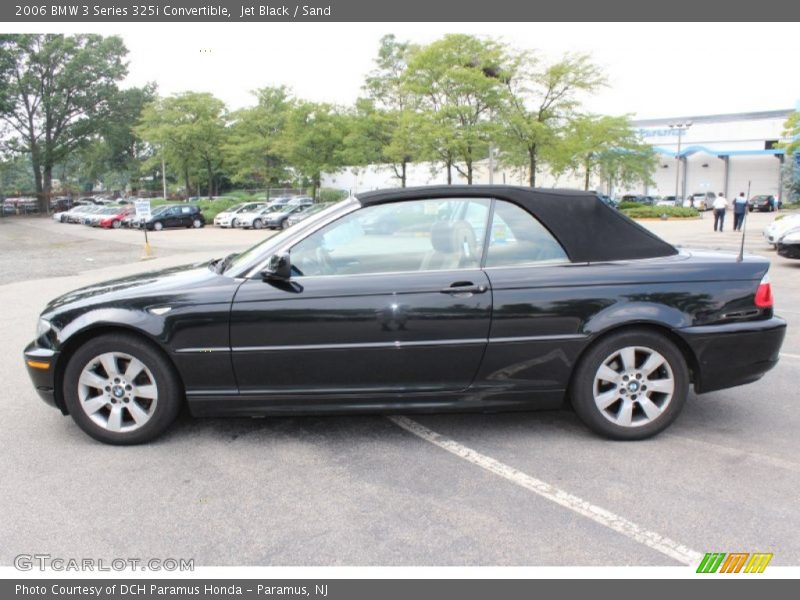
[160,207,177,227]
[475,200,585,394]
[229,197,493,399]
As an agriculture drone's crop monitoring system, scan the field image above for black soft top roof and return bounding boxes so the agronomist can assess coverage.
[356,185,677,263]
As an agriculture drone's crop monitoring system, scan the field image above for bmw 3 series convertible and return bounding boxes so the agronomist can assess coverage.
[24,186,786,444]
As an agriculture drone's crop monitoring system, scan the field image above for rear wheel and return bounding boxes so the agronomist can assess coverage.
[63,333,182,445]
[112,220,121,229]
[570,330,689,440]
[192,218,203,228]
[253,218,263,230]
[281,219,290,229]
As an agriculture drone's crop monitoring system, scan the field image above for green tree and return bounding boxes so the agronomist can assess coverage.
[0,153,35,196]
[498,52,605,187]
[404,34,509,184]
[136,92,228,198]
[225,86,293,188]
[280,101,348,198]
[76,84,157,192]
[0,34,128,211]
[558,114,655,191]
[358,34,422,187]
[781,111,799,156]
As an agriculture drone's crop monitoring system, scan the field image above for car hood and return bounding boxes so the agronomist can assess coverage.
[42,261,236,319]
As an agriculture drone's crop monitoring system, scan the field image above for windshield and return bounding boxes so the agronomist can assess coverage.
[225,198,356,275]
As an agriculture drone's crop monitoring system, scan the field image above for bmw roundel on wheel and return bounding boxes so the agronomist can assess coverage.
[23,186,787,444]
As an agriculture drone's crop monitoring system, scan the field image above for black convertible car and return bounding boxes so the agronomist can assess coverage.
[24,186,786,444]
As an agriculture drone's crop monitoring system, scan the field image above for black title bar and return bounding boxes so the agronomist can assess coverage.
[3,0,800,22]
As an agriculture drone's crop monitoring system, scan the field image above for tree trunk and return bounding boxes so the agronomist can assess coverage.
[529,147,537,188]
[401,161,407,188]
[206,161,213,199]
[32,153,45,212]
[312,173,320,200]
[466,160,473,185]
[446,159,452,185]
[584,163,591,191]
[42,164,54,214]
[183,167,190,198]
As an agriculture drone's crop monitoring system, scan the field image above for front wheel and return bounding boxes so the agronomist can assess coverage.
[152,221,163,231]
[62,333,183,445]
[570,330,689,440]
[253,219,263,230]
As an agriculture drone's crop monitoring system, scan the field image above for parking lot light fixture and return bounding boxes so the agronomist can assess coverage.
[669,122,692,204]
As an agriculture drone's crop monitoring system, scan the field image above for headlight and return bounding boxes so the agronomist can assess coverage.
[36,318,52,339]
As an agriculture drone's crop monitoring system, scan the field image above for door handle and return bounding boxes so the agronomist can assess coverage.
[440,282,488,295]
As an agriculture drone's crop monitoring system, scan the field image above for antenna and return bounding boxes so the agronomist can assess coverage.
[737,181,751,263]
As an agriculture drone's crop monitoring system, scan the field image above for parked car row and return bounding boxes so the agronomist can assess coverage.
[214,196,319,230]
[53,196,337,233]
[763,213,800,259]
[54,203,205,230]
[53,204,133,228]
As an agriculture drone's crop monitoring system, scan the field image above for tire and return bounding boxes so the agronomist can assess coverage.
[62,333,183,445]
[231,218,238,228]
[570,329,689,440]
[281,219,290,230]
[112,220,121,229]
[153,221,163,231]
[192,218,203,228]
[253,219,263,230]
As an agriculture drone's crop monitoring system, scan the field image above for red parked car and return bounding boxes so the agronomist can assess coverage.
[97,207,132,229]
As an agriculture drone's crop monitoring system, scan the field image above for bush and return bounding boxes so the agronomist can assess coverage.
[195,198,240,222]
[622,206,699,219]
[319,188,350,203]
[618,201,645,210]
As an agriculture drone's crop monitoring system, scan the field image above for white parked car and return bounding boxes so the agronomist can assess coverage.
[763,214,800,247]
[214,202,267,228]
[235,203,284,229]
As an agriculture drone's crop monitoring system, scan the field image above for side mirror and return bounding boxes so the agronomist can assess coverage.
[261,253,291,281]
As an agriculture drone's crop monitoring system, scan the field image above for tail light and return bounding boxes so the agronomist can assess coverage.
[754,273,773,309]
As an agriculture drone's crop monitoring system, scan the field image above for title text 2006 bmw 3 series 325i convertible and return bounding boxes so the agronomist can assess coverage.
[24,186,786,444]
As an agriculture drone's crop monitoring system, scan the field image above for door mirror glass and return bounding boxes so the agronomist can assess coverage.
[261,253,291,281]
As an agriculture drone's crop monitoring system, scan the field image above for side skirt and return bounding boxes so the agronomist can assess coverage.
[186,389,566,418]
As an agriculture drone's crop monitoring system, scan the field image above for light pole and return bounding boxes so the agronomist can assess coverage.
[669,122,692,203]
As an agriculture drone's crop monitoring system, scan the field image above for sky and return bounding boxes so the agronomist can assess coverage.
[10,22,800,119]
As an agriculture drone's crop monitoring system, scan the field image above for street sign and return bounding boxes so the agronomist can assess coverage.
[134,199,151,221]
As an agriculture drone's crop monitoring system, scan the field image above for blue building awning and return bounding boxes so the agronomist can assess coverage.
[654,145,785,158]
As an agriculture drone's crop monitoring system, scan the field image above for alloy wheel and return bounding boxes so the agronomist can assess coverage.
[592,345,674,428]
[77,351,158,433]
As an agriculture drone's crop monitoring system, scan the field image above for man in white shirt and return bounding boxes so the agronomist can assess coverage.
[712,192,728,232]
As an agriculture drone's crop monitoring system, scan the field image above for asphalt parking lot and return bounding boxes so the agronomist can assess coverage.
[1,212,798,567]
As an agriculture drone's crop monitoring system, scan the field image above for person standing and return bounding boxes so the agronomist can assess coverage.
[733,192,748,231]
[712,192,728,232]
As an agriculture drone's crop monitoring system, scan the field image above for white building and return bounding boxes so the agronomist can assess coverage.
[633,109,793,199]
[322,107,797,198]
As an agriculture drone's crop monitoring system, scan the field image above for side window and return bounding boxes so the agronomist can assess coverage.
[181,206,191,214]
[290,198,490,277]
[485,201,568,267]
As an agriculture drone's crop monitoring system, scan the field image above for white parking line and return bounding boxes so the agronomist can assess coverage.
[389,415,702,566]
[780,352,800,359]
